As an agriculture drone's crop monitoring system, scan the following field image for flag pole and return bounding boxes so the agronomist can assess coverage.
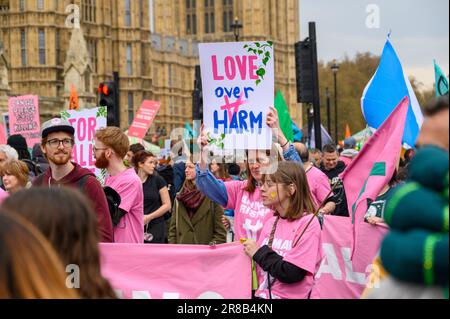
[293,182,339,247]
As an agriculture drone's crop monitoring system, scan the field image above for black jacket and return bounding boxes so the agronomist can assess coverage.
[320,161,349,217]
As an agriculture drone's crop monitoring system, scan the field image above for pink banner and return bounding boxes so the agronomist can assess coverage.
[128,100,161,139]
[8,95,41,147]
[100,242,252,299]
[310,216,388,299]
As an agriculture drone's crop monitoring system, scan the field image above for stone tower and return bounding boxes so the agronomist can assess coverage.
[0,41,9,114]
[63,27,95,110]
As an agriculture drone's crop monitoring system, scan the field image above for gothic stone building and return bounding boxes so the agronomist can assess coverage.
[0,0,301,135]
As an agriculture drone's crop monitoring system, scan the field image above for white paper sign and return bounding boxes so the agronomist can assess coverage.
[199,41,274,150]
[61,107,107,184]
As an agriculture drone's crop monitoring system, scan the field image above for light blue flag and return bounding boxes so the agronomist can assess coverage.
[291,120,303,142]
[184,122,194,140]
[434,60,449,97]
[361,37,423,147]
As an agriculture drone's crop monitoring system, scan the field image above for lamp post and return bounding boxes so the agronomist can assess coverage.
[331,61,340,144]
[230,17,243,42]
[326,87,331,136]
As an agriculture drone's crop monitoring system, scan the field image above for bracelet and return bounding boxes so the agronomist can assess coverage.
[281,140,290,148]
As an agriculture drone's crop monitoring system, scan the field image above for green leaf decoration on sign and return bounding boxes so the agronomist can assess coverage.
[96,106,107,118]
[206,132,226,150]
[243,41,273,86]
[61,110,70,120]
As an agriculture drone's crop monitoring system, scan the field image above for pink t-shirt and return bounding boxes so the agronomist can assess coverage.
[255,215,322,299]
[105,168,144,244]
[306,166,332,208]
[225,180,273,241]
[0,188,8,204]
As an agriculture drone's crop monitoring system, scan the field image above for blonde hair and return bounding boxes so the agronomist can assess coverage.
[0,159,29,187]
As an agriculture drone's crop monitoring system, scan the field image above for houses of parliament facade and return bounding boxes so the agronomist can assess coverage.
[0,0,301,136]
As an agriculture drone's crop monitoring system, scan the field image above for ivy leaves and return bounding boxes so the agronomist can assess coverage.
[61,110,70,120]
[243,41,273,86]
[207,132,226,150]
[96,106,107,118]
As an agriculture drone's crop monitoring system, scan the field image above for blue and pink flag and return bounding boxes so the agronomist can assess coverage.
[342,96,409,225]
[361,37,423,147]
[342,96,409,261]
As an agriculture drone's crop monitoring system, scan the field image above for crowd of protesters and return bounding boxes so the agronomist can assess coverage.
[0,95,447,299]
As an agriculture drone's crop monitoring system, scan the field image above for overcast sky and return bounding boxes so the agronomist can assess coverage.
[300,0,449,91]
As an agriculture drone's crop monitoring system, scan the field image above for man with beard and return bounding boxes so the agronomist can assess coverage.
[33,118,113,242]
[94,127,144,244]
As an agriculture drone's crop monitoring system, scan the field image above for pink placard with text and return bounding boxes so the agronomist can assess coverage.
[128,100,161,139]
[8,95,41,147]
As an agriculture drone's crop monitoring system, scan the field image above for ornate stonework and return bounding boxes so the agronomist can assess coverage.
[0,41,9,114]
[63,27,95,109]
[0,0,301,132]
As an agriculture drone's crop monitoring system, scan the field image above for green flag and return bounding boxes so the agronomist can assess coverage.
[274,90,294,142]
[434,60,449,97]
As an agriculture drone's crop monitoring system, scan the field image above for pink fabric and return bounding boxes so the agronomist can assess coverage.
[341,97,409,256]
[255,215,322,299]
[0,188,9,204]
[310,216,388,299]
[99,242,252,299]
[342,97,409,223]
[306,166,332,208]
[225,180,273,241]
[105,168,144,244]
[309,98,408,298]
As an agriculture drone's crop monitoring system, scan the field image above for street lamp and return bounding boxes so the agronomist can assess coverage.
[331,61,340,144]
[326,87,331,136]
[230,17,243,42]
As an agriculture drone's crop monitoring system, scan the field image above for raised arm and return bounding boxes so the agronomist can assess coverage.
[196,164,229,207]
[267,106,302,164]
[196,124,228,207]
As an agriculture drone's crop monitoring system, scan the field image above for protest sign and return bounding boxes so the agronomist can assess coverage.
[199,41,274,150]
[8,95,41,146]
[61,107,107,182]
[128,100,161,139]
[100,242,252,299]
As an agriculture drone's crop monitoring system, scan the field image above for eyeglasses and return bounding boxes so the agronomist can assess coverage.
[46,138,74,148]
[93,146,108,153]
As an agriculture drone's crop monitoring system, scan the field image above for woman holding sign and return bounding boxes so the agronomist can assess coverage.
[196,107,301,243]
[243,161,322,299]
